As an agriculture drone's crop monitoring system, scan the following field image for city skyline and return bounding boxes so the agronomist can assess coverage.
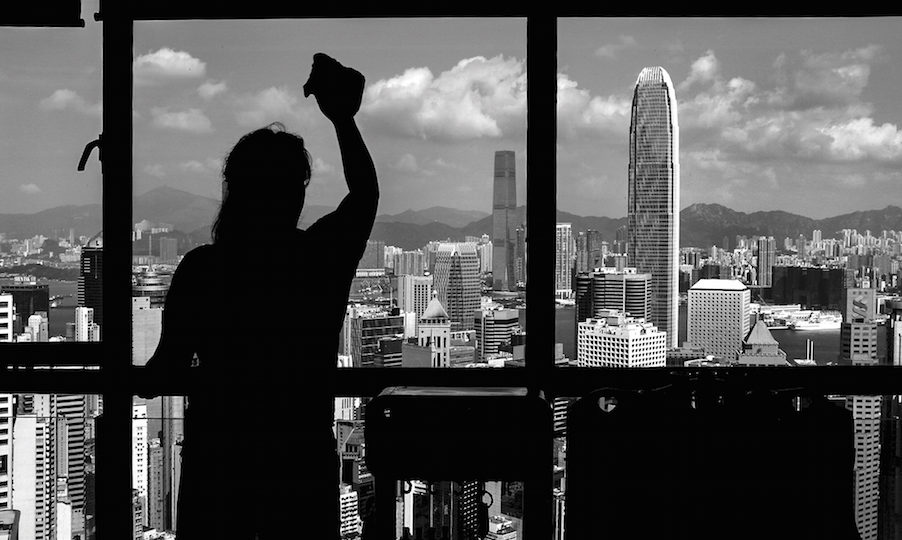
[4,16,902,218]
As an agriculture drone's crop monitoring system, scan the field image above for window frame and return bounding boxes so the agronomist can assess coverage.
[1,5,902,540]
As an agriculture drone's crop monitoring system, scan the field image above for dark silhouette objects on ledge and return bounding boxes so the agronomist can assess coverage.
[143,53,378,540]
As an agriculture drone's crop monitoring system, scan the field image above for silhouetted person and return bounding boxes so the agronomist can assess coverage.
[144,53,377,540]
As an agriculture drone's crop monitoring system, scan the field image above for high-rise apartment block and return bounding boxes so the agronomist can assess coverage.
[147,438,165,532]
[133,402,148,527]
[393,250,426,276]
[756,236,776,287]
[74,307,101,342]
[627,66,680,348]
[577,310,667,368]
[688,279,750,361]
[78,245,103,328]
[492,150,517,291]
[0,295,13,343]
[434,243,480,332]
[475,309,520,362]
[555,223,574,298]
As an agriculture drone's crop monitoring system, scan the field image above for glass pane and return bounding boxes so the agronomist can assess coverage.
[0,2,103,348]
[7,393,98,540]
[132,18,527,369]
[557,18,902,368]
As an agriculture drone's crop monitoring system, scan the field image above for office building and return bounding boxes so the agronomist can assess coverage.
[735,317,788,366]
[840,287,880,540]
[627,66,680,348]
[147,438,165,532]
[769,266,851,309]
[880,300,902,539]
[574,267,651,325]
[756,236,776,287]
[78,244,103,328]
[0,280,49,335]
[396,275,433,321]
[577,310,667,368]
[133,297,163,366]
[132,271,170,310]
[492,150,517,291]
[434,243,480,332]
[348,309,405,368]
[475,309,520,362]
[161,395,185,530]
[688,279,750,361]
[555,223,574,298]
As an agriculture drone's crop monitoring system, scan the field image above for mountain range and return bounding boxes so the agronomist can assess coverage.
[1,185,900,251]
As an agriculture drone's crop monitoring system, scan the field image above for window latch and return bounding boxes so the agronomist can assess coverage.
[78,135,102,172]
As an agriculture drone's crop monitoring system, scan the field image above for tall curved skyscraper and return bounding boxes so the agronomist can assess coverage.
[627,66,680,348]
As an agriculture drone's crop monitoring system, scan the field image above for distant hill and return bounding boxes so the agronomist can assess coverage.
[377,207,490,228]
[3,187,902,252]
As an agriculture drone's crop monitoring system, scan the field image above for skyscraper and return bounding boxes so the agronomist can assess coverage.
[434,243,480,332]
[555,223,574,298]
[475,309,520,362]
[577,310,666,368]
[756,236,776,288]
[492,150,517,291]
[627,66,680,348]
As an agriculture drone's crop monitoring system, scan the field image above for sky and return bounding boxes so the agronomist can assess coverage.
[1,13,901,219]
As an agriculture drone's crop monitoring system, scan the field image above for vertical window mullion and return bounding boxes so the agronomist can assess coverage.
[96,3,135,540]
[524,12,556,540]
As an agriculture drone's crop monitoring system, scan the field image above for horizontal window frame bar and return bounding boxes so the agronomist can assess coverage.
[0,343,103,367]
[119,366,902,398]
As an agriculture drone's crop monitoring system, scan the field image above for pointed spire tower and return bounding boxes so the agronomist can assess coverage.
[419,291,451,368]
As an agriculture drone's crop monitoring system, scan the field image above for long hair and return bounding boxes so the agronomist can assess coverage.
[212,122,312,244]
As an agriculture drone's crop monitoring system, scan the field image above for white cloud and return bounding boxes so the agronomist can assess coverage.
[395,153,419,173]
[233,86,313,127]
[143,164,166,178]
[150,107,213,133]
[39,89,102,116]
[18,183,41,195]
[134,48,206,85]
[679,50,719,92]
[595,35,637,59]
[557,74,630,139]
[198,80,228,99]
[820,117,902,161]
[312,158,336,176]
[178,158,223,174]
[361,55,527,141]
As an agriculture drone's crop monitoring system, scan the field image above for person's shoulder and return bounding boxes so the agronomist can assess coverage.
[175,244,217,272]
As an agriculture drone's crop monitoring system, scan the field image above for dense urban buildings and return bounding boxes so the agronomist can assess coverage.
[627,66,680,348]
[492,150,517,292]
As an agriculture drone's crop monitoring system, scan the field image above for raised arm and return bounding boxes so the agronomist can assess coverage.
[304,54,379,239]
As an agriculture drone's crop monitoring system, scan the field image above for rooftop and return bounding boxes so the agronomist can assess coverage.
[690,278,748,291]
